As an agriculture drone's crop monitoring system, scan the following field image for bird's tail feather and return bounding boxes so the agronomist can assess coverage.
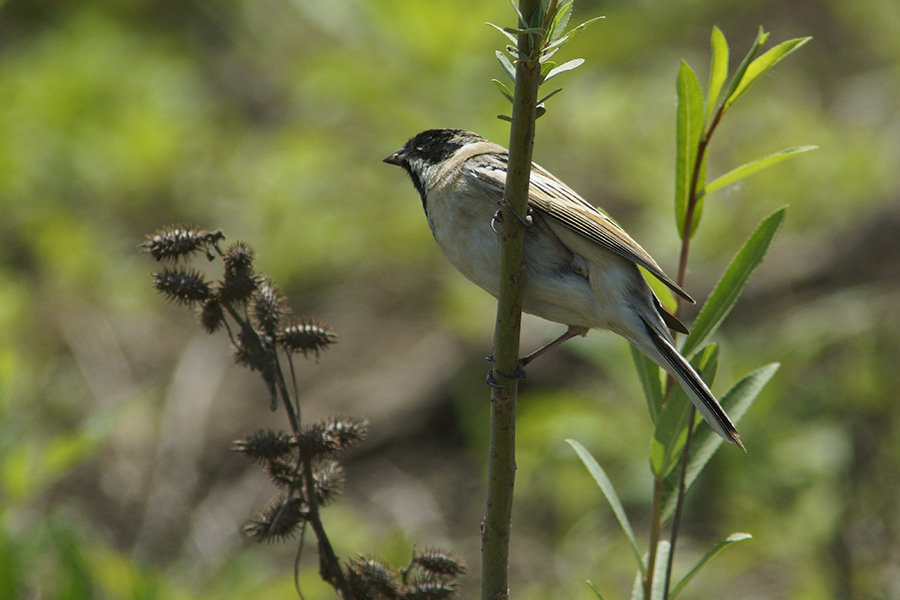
[639,315,744,451]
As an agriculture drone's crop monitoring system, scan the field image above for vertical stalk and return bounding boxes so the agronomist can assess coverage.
[481,1,542,599]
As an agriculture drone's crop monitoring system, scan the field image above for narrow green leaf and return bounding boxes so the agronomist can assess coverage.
[661,363,780,522]
[506,0,526,28]
[587,581,610,600]
[568,439,645,575]
[542,16,605,55]
[486,22,518,45]
[548,0,574,43]
[706,26,730,125]
[670,533,752,598]
[496,50,516,82]
[543,58,584,83]
[674,61,704,238]
[725,36,812,109]
[631,346,663,425]
[537,87,563,105]
[650,345,718,478]
[721,27,769,109]
[491,79,515,103]
[650,541,671,600]
[701,146,818,199]
[681,207,786,358]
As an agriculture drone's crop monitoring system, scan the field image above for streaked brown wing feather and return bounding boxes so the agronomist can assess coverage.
[470,154,694,303]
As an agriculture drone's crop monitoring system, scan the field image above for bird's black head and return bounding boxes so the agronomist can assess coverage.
[383,129,485,205]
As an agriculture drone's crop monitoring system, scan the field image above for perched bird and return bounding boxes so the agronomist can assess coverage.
[384,128,742,449]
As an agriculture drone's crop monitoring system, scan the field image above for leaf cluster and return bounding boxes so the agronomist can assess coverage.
[489,0,603,120]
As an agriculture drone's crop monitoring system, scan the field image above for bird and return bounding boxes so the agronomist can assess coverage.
[383,128,743,449]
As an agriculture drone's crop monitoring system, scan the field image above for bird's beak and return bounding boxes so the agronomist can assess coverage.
[383,148,407,166]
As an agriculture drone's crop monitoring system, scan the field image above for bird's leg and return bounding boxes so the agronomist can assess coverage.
[519,325,589,367]
[486,325,589,375]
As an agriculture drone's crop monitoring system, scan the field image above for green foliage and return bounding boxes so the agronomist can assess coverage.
[570,26,812,599]
[490,0,603,120]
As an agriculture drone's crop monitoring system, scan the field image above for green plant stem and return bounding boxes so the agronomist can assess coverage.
[644,476,665,599]
[661,98,726,600]
[481,2,542,599]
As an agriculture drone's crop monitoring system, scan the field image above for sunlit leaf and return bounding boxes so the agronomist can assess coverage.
[721,27,769,108]
[701,146,818,199]
[542,16,605,55]
[568,439,645,575]
[542,58,584,83]
[725,36,812,110]
[548,0,574,44]
[674,61,704,238]
[661,363,780,522]
[681,208,786,358]
[706,26,729,124]
[670,533,752,598]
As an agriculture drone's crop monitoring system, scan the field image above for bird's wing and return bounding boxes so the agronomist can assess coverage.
[470,154,693,303]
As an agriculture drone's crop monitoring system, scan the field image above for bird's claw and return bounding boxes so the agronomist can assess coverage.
[491,203,533,233]
[485,362,527,387]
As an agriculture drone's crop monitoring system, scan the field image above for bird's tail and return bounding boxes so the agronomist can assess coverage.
[638,315,744,451]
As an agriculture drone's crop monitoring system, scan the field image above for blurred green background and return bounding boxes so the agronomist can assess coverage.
[1,0,899,598]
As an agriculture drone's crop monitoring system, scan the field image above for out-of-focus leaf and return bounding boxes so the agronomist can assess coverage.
[650,541,671,600]
[542,58,584,83]
[568,439,645,575]
[661,363,780,522]
[674,61,704,238]
[681,208,786,358]
[587,581,609,600]
[631,346,663,425]
[706,26,729,124]
[700,146,818,199]
[725,36,812,109]
[670,533,752,598]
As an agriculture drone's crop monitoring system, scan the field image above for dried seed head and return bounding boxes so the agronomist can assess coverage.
[252,280,286,336]
[277,317,336,358]
[233,429,294,464]
[197,298,225,334]
[243,495,306,544]
[323,416,368,451]
[313,459,344,506]
[296,423,338,460]
[216,273,260,305]
[263,458,296,489]
[141,226,224,262]
[153,267,211,306]
[401,580,458,600]
[222,241,255,276]
[412,547,466,579]
[347,556,400,600]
